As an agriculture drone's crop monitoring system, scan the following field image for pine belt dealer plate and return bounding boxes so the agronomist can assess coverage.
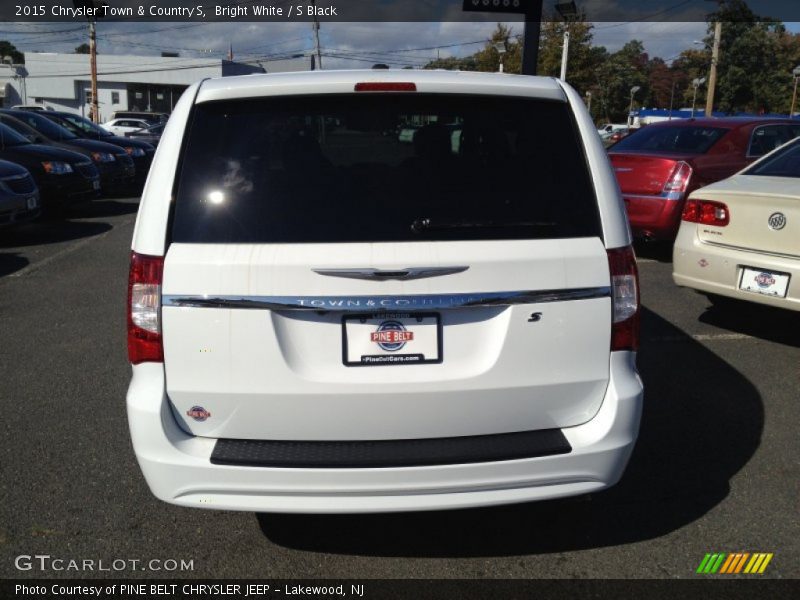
[342,313,442,366]
[739,267,790,298]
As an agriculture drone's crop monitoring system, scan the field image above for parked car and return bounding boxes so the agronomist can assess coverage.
[111,111,168,124]
[0,123,99,210]
[126,70,643,513]
[597,123,628,136]
[602,127,633,148]
[609,118,800,240]
[674,136,800,311]
[125,122,164,147]
[0,110,135,192]
[40,111,155,185]
[11,104,50,112]
[102,118,154,136]
[0,159,40,227]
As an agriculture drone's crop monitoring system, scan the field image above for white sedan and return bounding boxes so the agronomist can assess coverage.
[101,118,152,136]
[673,137,800,311]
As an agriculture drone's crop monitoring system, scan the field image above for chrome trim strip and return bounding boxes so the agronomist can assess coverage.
[312,266,469,281]
[624,191,683,202]
[163,287,610,312]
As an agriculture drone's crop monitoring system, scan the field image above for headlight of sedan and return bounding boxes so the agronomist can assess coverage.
[91,152,116,163]
[124,147,146,157]
[41,161,74,175]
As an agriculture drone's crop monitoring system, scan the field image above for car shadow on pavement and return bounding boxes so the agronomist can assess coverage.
[698,301,799,348]
[68,198,139,219]
[256,307,763,557]
[0,252,29,277]
[633,240,673,263]
[0,220,112,249]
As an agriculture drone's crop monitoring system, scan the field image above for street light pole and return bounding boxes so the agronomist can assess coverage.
[560,30,571,81]
[691,77,706,118]
[521,0,544,75]
[629,86,641,128]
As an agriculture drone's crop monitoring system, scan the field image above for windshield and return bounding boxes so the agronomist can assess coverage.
[0,116,45,143]
[611,125,728,154]
[744,138,800,178]
[0,122,33,147]
[58,114,112,137]
[172,94,601,244]
[10,111,79,141]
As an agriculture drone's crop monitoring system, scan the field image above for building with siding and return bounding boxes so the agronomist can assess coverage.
[0,52,310,121]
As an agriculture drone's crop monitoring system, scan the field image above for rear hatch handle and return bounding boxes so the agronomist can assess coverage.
[312,267,469,281]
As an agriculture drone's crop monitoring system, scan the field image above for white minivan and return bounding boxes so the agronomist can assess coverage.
[127,70,643,513]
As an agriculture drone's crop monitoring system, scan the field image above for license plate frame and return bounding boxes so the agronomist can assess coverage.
[739,266,790,298]
[342,312,443,367]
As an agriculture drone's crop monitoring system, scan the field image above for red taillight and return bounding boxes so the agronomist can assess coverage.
[663,161,693,194]
[681,199,730,227]
[354,82,417,92]
[607,246,640,352]
[127,251,164,364]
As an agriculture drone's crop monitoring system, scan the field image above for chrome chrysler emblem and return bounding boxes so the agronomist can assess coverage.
[767,212,786,230]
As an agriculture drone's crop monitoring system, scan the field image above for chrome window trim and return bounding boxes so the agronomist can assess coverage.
[163,287,611,312]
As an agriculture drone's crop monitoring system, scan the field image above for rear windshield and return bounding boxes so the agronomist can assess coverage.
[745,138,800,178]
[611,125,728,154]
[172,94,600,244]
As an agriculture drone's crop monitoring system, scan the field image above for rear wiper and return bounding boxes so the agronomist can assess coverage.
[411,218,557,234]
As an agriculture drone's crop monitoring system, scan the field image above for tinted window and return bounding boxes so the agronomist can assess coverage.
[745,138,800,178]
[611,125,728,154]
[172,94,600,244]
[9,111,78,141]
[748,124,797,157]
[0,123,32,147]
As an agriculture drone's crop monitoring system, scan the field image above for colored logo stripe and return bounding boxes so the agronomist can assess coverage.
[698,552,773,574]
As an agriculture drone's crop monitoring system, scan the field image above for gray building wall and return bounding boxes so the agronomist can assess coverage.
[2,53,308,120]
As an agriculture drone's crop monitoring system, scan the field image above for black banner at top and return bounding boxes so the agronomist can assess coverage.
[3,1,800,22]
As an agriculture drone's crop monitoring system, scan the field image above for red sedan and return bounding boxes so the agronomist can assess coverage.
[609,118,800,240]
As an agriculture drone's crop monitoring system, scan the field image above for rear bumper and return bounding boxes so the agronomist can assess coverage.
[673,225,800,311]
[126,353,643,513]
[624,193,685,240]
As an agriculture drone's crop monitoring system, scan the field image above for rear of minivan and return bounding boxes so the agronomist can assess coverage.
[126,71,643,513]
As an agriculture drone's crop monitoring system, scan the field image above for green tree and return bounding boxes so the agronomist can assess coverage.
[74,43,90,54]
[595,41,650,123]
[423,23,519,73]
[705,0,798,114]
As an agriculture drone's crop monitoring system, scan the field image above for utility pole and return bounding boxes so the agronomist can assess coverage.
[312,0,322,70]
[705,20,722,117]
[790,65,800,118]
[89,18,98,123]
[74,1,105,123]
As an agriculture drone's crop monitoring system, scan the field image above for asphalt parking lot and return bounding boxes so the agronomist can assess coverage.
[1,197,798,579]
